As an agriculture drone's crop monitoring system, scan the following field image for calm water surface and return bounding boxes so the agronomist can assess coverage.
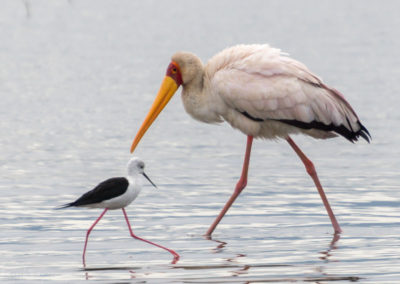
[0,0,399,283]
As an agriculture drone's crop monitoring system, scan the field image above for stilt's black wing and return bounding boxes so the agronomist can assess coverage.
[59,177,129,208]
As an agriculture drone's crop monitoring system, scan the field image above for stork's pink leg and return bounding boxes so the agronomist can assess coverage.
[122,208,180,264]
[205,135,254,237]
[83,208,108,266]
[286,136,342,233]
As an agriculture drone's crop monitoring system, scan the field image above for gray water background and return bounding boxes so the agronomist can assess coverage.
[0,0,399,282]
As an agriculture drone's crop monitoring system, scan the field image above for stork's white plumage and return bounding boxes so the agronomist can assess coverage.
[173,45,368,141]
[130,44,370,237]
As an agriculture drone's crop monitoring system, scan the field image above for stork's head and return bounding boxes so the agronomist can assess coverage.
[130,52,203,153]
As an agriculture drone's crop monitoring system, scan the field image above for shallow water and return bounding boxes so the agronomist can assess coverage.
[1,0,399,283]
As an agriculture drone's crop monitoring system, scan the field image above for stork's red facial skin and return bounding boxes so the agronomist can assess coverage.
[166,61,183,86]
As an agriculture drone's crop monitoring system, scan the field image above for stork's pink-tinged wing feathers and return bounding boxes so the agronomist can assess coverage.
[207,45,370,142]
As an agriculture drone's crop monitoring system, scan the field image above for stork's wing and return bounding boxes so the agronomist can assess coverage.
[208,45,370,142]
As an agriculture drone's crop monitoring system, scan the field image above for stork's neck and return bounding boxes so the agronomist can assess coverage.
[182,69,204,95]
[181,71,223,124]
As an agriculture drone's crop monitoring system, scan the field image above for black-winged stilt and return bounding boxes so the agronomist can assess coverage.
[59,157,179,266]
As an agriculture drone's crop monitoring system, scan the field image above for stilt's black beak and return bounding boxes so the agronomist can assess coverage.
[142,172,157,188]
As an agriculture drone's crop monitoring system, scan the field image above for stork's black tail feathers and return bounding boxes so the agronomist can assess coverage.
[357,122,371,143]
[275,118,371,143]
[239,110,371,143]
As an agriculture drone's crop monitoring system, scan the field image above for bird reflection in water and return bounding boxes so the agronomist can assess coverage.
[227,254,250,277]
[205,233,344,281]
[315,233,341,277]
[208,237,227,254]
[319,233,341,262]
[206,236,250,277]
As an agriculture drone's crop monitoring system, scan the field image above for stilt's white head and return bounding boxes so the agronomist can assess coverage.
[127,157,157,188]
[127,157,145,176]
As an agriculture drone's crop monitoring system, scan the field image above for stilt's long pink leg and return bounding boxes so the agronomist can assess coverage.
[122,208,180,264]
[286,136,342,233]
[83,208,108,266]
[205,135,254,237]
